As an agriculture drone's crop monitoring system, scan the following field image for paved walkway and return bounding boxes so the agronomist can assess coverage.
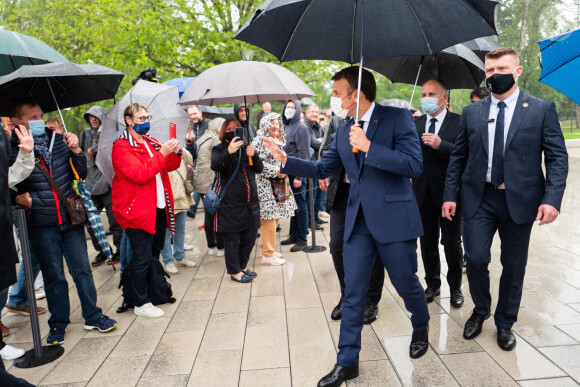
[2,149,580,386]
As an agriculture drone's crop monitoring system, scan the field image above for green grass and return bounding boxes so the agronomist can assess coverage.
[563,133,580,140]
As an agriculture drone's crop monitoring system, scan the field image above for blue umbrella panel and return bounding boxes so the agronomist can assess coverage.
[539,28,580,105]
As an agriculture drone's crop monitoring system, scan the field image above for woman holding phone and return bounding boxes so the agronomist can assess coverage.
[211,118,263,283]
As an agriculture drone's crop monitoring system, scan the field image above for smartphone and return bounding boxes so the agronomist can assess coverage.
[169,123,177,139]
[234,127,246,145]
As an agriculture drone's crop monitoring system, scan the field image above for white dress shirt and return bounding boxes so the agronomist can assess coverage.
[425,108,447,135]
[486,88,520,182]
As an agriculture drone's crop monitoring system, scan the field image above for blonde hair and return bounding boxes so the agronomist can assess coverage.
[45,117,64,129]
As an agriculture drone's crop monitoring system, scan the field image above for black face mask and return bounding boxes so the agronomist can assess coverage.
[224,131,235,142]
[486,73,516,95]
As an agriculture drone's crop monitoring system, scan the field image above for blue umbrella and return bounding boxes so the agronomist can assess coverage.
[539,28,580,105]
[163,77,195,98]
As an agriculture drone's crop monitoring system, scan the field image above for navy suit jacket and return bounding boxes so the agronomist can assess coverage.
[443,91,568,224]
[281,103,424,244]
[412,111,462,208]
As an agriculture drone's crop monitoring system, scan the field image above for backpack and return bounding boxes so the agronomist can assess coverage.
[116,259,176,313]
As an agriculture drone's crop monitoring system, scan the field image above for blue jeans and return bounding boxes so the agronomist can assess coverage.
[7,248,41,308]
[161,211,187,264]
[189,192,201,213]
[289,178,308,242]
[28,223,102,329]
[120,230,134,271]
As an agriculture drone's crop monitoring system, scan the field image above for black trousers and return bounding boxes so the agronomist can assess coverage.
[125,209,166,307]
[85,190,123,252]
[419,192,463,290]
[463,186,533,328]
[329,183,384,306]
[222,226,257,275]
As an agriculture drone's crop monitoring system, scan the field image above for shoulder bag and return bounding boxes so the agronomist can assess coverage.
[203,149,242,215]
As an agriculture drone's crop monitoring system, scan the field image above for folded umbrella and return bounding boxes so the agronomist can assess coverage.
[0,30,68,77]
[96,80,190,185]
[539,28,580,105]
[0,61,124,116]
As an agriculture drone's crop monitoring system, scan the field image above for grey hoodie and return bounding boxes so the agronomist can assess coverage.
[234,103,256,142]
[282,100,310,180]
[80,106,109,195]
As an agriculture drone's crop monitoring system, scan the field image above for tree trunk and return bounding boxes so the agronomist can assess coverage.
[575,104,580,131]
[518,0,531,55]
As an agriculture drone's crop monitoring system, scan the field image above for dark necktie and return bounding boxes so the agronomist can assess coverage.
[491,101,507,187]
[426,117,437,156]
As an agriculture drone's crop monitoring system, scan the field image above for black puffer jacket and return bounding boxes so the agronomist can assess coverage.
[320,115,347,211]
[10,129,87,227]
[210,142,263,233]
[1,128,18,291]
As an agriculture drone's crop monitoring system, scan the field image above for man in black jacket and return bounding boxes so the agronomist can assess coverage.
[413,79,464,307]
[319,115,385,324]
[8,97,118,347]
[304,104,326,230]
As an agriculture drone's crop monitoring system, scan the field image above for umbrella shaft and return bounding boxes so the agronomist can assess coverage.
[46,79,68,133]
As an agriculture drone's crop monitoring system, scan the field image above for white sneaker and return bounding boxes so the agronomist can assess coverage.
[183,244,194,251]
[35,286,46,300]
[217,249,225,257]
[274,251,283,258]
[207,248,218,255]
[164,262,178,274]
[0,344,25,360]
[175,259,197,268]
[261,255,285,266]
[134,302,165,318]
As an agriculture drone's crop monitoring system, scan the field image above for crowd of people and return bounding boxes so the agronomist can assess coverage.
[0,46,569,386]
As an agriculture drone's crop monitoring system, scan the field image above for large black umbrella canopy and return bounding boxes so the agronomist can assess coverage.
[365,42,486,90]
[234,0,498,63]
[0,30,68,77]
[0,62,124,116]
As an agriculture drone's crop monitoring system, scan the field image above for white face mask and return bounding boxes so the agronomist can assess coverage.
[330,96,349,119]
[284,108,296,120]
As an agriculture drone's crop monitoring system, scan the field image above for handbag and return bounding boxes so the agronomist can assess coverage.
[176,166,194,195]
[269,177,290,202]
[35,158,87,226]
[203,149,242,215]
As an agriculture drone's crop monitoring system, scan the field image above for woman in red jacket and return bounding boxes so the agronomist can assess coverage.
[112,103,181,318]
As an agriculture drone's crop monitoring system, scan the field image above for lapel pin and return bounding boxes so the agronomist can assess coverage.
[523,103,528,108]
[374,120,377,123]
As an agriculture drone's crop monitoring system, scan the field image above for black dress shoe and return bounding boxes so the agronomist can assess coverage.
[316,219,328,225]
[187,210,196,218]
[424,287,440,303]
[317,364,359,387]
[331,300,342,320]
[309,224,323,231]
[364,304,378,324]
[290,240,307,252]
[280,236,297,246]
[409,328,429,359]
[242,269,258,277]
[450,288,464,307]
[91,252,108,267]
[463,312,490,339]
[497,327,516,351]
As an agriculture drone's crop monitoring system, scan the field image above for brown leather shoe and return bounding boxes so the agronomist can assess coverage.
[0,322,10,338]
[6,305,46,316]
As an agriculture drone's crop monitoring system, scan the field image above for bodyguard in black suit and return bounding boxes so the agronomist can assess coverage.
[443,48,568,351]
[413,79,464,307]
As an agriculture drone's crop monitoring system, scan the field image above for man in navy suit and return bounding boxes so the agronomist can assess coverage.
[443,47,568,351]
[413,79,464,307]
[263,66,430,387]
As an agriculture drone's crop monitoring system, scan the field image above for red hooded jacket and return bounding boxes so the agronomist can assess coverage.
[111,130,181,235]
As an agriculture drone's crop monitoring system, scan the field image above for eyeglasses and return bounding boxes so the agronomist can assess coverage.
[132,115,152,123]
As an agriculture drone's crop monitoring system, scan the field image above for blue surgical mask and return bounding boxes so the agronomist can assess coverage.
[421,97,442,115]
[28,120,46,136]
[133,121,150,135]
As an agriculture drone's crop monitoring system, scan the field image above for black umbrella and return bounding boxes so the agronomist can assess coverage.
[235,0,498,121]
[365,42,486,90]
[462,37,502,61]
[0,62,124,118]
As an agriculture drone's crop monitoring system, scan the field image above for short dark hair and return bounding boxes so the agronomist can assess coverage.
[424,78,448,94]
[470,87,491,100]
[6,97,40,119]
[331,66,376,102]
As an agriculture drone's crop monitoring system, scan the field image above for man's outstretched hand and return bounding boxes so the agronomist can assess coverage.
[262,137,287,164]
